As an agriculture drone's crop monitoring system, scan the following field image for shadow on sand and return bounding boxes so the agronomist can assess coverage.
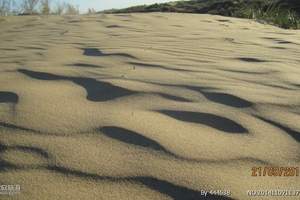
[100,126,167,151]
[18,69,136,102]
[47,166,234,200]
[83,48,137,59]
[0,91,19,104]
[238,57,268,63]
[66,63,104,68]
[201,92,253,108]
[159,110,248,133]
[255,115,300,142]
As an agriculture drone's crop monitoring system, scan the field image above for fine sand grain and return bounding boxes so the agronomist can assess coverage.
[0,13,300,200]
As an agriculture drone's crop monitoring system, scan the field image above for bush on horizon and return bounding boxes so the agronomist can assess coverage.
[235,1,300,29]
[104,0,300,29]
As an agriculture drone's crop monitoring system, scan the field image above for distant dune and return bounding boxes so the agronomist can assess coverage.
[0,13,300,200]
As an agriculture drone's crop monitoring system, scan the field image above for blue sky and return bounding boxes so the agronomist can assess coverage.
[58,0,173,13]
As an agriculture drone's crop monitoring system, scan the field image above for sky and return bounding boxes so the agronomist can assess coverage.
[59,0,173,13]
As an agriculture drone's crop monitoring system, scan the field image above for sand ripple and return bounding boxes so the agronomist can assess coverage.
[0,13,300,200]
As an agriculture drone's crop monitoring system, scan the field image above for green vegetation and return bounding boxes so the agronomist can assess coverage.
[234,1,300,29]
[103,0,300,29]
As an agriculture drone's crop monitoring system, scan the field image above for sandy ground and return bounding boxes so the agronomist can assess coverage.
[0,13,300,200]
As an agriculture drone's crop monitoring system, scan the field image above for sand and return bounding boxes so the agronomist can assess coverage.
[0,13,299,200]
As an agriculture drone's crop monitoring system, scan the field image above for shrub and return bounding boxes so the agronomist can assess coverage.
[235,2,300,29]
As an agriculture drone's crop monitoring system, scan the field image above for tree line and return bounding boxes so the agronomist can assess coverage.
[0,0,80,16]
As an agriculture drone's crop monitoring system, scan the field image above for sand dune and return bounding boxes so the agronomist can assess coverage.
[0,13,300,200]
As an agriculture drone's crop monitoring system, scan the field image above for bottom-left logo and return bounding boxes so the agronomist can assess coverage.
[0,185,21,195]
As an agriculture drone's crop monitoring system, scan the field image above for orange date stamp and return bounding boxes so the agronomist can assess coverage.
[251,166,299,177]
